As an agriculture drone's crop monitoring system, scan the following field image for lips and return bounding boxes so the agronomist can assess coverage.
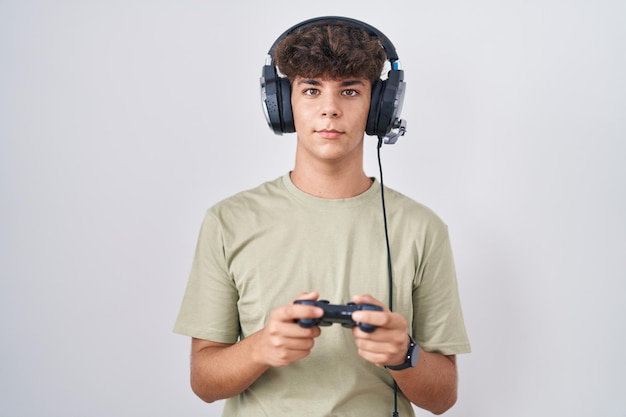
[317,129,343,139]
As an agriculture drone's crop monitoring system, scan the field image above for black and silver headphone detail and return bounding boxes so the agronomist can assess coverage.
[260,16,407,144]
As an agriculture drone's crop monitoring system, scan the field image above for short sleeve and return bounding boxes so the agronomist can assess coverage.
[173,210,240,343]
[413,231,471,355]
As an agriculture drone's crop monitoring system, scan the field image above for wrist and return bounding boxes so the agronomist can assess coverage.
[385,334,419,371]
[249,329,273,368]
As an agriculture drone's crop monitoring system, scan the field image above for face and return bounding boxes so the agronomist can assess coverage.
[291,76,371,166]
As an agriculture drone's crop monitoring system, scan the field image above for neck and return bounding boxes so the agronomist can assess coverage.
[290,163,372,199]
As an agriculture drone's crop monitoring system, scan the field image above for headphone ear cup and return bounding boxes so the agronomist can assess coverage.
[278,77,295,133]
[375,70,406,137]
[261,65,283,134]
[366,80,384,136]
[260,64,294,135]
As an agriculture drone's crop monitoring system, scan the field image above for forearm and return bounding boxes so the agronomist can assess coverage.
[349,295,460,414]
[190,295,323,403]
[390,351,458,415]
[191,332,269,403]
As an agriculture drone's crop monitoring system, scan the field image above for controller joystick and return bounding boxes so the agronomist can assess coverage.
[294,299,383,333]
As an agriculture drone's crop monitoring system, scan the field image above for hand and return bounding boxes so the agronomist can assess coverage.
[253,292,323,368]
[350,294,410,367]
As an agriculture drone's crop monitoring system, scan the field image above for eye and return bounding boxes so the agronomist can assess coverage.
[303,88,320,96]
[342,89,359,97]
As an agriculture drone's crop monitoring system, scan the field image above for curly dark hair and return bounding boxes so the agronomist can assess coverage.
[273,21,387,84]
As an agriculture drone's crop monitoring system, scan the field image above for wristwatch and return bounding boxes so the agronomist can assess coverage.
[385,335,419,371]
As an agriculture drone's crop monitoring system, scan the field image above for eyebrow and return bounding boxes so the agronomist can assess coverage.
[296,78,366,87]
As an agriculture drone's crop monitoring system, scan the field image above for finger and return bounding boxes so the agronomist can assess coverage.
[270,305,322,324]
[353,331,409,366]
[350,294,388,327]
[288,292,323,321]
[351,294,388,311]
[352,310,389,329]
[353,335,396,366]
[259,330,319,367]
[356,349,397,367]
[352,325,407,347]
[268,323,320,358]
[352,310,407,334]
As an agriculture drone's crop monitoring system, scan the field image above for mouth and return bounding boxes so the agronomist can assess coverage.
[316,129,344,139]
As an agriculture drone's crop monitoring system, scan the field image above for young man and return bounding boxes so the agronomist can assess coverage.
[174,17,470,416]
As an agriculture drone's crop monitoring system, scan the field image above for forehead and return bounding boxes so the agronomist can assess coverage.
[293,76,369,87]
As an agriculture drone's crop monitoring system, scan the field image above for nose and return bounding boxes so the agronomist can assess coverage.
[320,95,341,118]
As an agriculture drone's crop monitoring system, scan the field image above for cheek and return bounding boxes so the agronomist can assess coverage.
[290,100,308,127]
[360,96,372,119]
[357,103,371,129]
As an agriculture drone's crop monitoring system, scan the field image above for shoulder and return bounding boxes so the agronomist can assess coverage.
[381,185,452,254]
[383,186,448,227]
[204,175,290,224]
[211,175,284,208]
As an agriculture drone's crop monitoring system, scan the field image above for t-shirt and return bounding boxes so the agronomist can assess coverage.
[174,174,471,417]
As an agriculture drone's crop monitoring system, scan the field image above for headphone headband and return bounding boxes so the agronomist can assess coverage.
[267,16,399,63]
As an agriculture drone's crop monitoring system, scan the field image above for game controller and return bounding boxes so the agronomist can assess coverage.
[294,299,383,333]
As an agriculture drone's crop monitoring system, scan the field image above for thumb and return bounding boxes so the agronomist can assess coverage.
[293,291,320,302]
[352,294,387,310]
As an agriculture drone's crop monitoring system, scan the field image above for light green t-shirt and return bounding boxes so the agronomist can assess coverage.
[174,174,470,417]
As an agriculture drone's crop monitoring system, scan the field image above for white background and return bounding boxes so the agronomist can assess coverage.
[1,0,624,416]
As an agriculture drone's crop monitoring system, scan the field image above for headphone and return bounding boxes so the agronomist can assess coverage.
[260,16,407,144]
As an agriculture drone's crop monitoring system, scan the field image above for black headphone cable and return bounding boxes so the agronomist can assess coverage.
[377,137,400,417]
